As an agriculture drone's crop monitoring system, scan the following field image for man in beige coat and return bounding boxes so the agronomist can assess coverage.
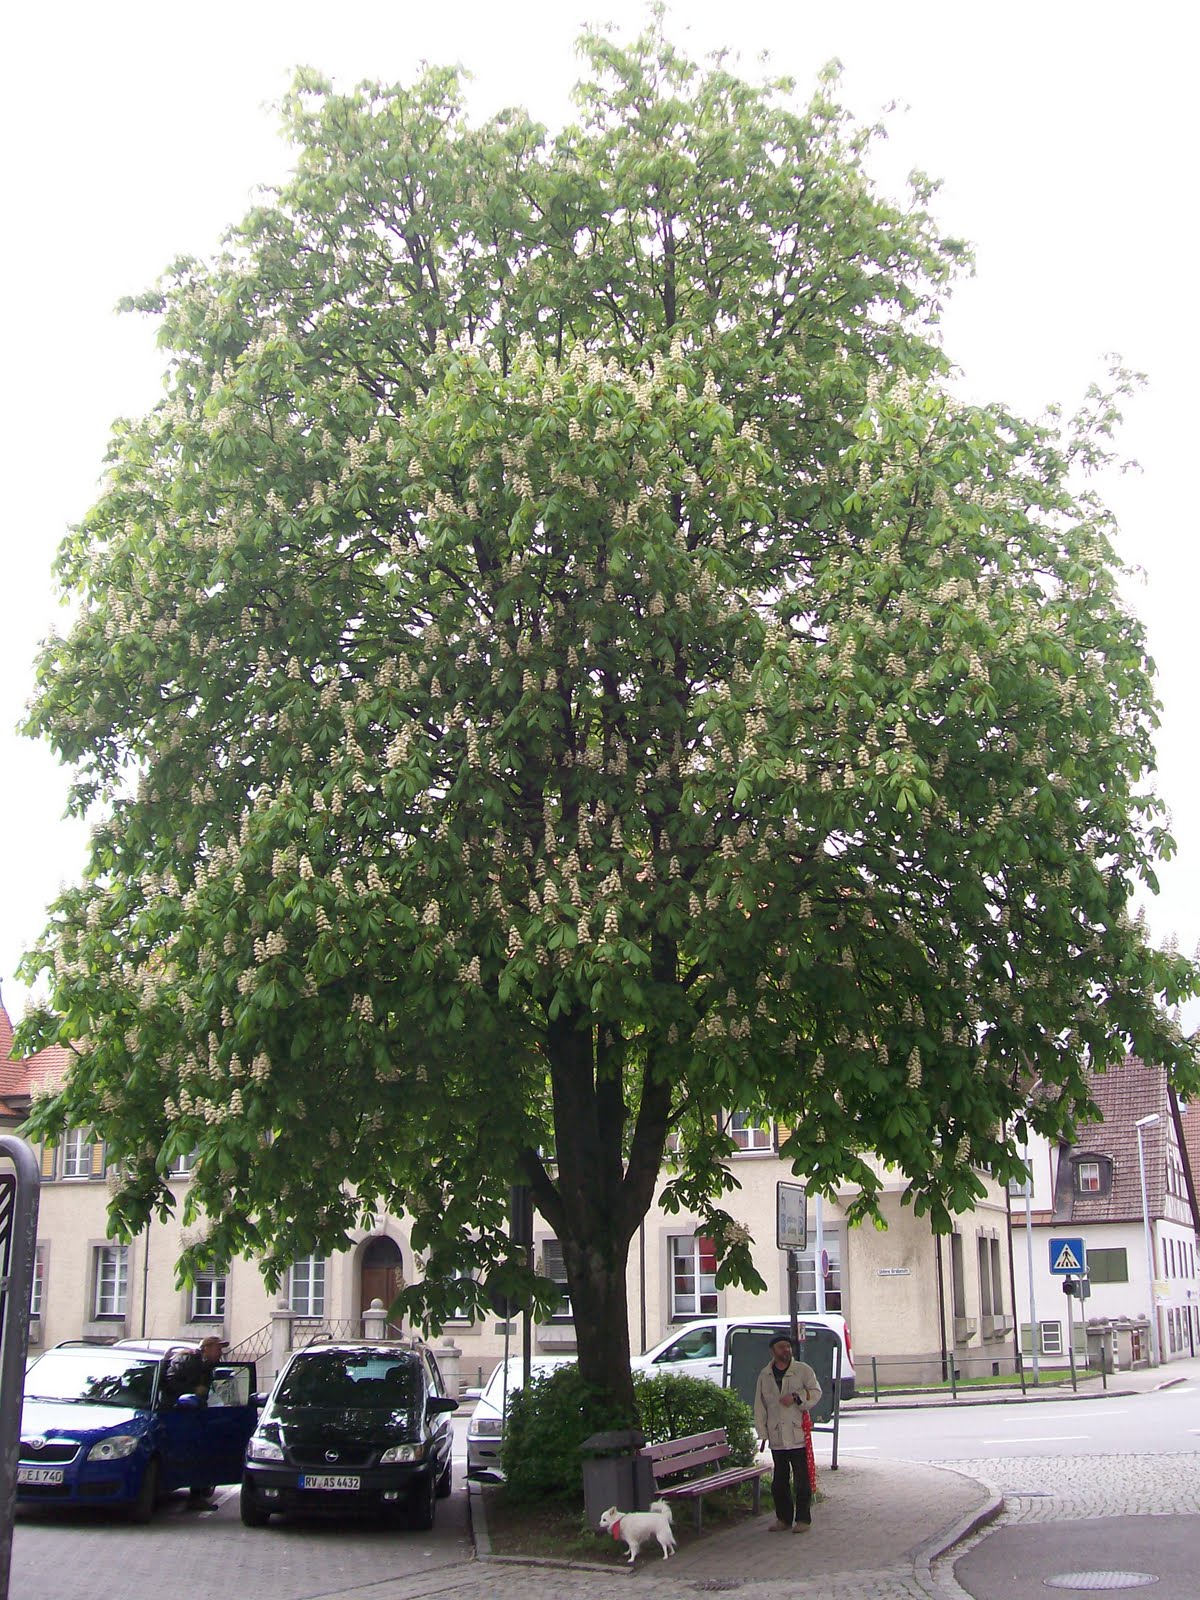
[753,1334,821,1531]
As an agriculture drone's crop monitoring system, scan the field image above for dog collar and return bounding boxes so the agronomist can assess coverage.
[610,1519,621,1540]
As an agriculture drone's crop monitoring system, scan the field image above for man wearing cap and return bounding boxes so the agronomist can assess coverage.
[753,1333,821,1531]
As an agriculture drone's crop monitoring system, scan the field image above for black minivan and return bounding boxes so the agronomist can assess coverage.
[240,1342,458,1529]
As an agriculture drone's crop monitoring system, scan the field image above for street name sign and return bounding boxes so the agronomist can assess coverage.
[1049,1236,1085,1275]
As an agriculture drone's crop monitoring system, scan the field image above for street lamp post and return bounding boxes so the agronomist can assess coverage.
[1135,1113,1162,1367]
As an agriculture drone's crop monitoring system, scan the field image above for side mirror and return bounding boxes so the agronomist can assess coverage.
[252,1392,270,1406]
[175,1393,201,1409]
[427,1395,460,1415]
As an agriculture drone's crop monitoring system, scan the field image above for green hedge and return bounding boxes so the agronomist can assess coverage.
[500,1365,756,1504]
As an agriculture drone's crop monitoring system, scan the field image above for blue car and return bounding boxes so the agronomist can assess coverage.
[17,1340,259,1522]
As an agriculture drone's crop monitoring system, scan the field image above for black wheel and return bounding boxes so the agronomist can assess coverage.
[240,1482,272,1528]
[436,1456,452,1499]
[406,1471,436,1531]
[128,1457,160,1525]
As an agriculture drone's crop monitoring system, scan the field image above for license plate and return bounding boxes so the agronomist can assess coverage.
[299,1473,361,1491]
[18,1466,65,1485]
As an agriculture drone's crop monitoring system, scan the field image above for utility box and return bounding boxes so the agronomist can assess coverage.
[580,1429,653,1530]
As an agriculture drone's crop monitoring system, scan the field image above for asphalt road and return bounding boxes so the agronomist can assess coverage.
[840,1378,1200,1459]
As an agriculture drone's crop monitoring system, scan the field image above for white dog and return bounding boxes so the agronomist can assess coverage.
[599,1499,676,1563]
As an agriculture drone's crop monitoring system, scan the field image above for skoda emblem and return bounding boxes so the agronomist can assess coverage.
[325,1449,339,1463]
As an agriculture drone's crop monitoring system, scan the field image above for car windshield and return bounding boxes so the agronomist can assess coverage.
[25,1349,158,1408]
[276,1353,419,1409]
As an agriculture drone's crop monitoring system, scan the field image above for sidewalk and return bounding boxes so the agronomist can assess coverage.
[449,1355,1200,1600]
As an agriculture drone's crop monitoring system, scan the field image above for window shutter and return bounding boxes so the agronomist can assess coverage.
[91,1142,106,1178]
[40,1143,57,1180]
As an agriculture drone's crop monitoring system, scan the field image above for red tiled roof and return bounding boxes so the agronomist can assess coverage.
[0,989,71,1116]
[1054,1057,1185,1225]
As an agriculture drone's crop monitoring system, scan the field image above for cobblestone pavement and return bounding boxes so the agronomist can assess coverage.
[926,1451,1200,1600]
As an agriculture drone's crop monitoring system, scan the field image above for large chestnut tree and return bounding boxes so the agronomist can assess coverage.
[20,21,1197,1415]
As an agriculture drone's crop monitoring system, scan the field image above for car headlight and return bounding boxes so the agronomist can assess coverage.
[380,1442,426,1464]
[247,1436,285,1462]
[469,1418,503,1438]
[88,1434,140,1461]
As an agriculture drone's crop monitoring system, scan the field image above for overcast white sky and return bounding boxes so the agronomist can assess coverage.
[2,1,1197,1023]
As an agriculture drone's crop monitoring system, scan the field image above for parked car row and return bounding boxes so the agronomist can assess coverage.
[466,1311,855,1480]
[17,1338,457,1530]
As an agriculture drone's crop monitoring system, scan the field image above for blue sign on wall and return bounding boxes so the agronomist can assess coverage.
[1049,1237,1085,1275]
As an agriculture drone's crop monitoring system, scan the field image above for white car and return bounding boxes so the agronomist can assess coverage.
[631,1312,856,1399]
[465,1355,575,1479]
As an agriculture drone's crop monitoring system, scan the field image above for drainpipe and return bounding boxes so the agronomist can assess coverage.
[140,1222,151,1337]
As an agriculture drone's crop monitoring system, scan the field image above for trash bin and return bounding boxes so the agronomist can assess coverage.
[580,1428,653,1530]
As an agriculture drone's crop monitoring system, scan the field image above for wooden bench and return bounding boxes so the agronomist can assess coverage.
[639,1427,770,1532]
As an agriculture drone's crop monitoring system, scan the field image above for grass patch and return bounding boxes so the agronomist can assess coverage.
[477,1481,766,1564]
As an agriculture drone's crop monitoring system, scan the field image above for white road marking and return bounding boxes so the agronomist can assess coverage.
[838,1445,879,1452]
[985,1410,1127,1422]
[980,1433,1089,1444]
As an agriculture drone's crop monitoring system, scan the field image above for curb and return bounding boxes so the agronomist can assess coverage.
[841,1385,1136,1413]
[908,1468,1005,1600]
[467,1480,632,1576]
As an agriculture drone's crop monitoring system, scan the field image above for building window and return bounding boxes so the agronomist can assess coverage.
[1076,1161,1101,1194]
[977,1237,993,1320]
[93,1245,129,1318]
[30,1247,45,1319]
[63,1129,96,1179]
[171,1150,198,1176]
[1039,1321,1063,1356]
[793,1233,844,1313]
[446,1271,479,1323]
[540,1240,573,1321]
[671,1235,718,1319]
[191,1272,227,1321]
[288,1256,326,1317]
[1087,1248,1128,1285]
[950,1233,967,1319]
[727,1112,772,1152]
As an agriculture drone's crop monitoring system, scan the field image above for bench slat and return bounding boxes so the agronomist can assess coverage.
[638,1427,769,1533]
[658,1465,769,1498]
[641,1428,726,1461]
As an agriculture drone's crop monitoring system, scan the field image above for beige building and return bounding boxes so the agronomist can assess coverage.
[4,994,1016,1389]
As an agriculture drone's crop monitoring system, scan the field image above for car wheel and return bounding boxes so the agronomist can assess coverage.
[127,1457,160,1525]
[436,1456,452,1499]
[407,1471,436,1531]
[240,1482,272,1528]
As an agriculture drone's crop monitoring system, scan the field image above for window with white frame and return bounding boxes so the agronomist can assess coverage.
[62,1129,95,1179]
[171,1149,198,1176]
[727,1111,772,1152]
[539,1240,573,1321]
[191,1271,227,1321]
[1039,1320,1063,1355]
[670,1234,718,1319]
[288,1256,326,1316]
[1076,1160,1101,1194]
[93,1245,129,1318]
[792,1232,843,1313]
[30,1247,45,1318]
[446,1270,479,1323]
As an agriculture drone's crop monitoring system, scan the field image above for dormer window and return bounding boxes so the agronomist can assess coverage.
[1071,1152,1112,1196]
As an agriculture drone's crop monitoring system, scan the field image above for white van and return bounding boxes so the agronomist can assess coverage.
[631,1311,855,1399]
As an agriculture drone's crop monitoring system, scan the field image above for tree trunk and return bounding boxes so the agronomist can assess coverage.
[560,1230,637,1422]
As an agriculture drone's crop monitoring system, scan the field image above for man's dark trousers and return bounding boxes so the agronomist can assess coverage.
[770,1446,810,1525]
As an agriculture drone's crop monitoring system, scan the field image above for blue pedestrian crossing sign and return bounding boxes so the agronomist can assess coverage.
[1049,1237,1085,1275]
